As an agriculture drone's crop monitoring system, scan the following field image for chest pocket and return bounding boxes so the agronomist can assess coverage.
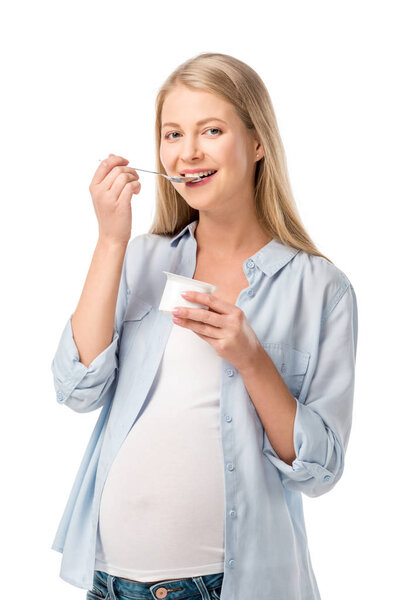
[119,295,152,358]
[262,342,310,401]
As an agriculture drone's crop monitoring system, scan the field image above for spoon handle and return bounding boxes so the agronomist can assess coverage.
[97,161,197,182]
[97,161,163,177]
[130,167,160,175]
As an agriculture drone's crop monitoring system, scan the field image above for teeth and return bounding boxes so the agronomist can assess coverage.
[183,170,216,178]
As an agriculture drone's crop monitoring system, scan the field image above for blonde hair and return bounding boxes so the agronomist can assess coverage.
[148,52,333,264]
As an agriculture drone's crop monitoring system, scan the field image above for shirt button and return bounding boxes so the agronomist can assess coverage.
[56,391,64,401]
[229,510,236,518]
[227,463,235,471]
[246,259,255,269]
[224,415,232,422]
[226,368,234,377]
[323,475,331,482]
[228,559,235,568]
[247,289,255,297]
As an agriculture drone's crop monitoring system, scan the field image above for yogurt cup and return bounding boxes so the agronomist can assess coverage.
[159,271,217,314]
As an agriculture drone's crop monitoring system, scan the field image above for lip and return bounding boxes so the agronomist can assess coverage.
[185,170,218,187]
[180,168,217,175]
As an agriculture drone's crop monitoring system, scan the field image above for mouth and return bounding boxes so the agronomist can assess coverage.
[182,169,218,186]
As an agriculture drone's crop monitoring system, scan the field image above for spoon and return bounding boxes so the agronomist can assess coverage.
[97,160,202,183]
[131,167,202,184]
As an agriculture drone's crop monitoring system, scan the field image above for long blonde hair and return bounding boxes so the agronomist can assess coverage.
[148,52,333,264]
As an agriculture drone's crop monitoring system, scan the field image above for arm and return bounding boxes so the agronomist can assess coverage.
[71,238,128,367]
[242,284,358,498]
[50,237,133,413]
[240,348,298,466]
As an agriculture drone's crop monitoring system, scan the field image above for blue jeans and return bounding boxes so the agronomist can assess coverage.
[87,569,224,600]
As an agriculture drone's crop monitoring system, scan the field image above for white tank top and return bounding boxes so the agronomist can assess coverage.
[95,320,226,582]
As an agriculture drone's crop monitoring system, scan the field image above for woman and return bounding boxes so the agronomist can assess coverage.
[51,52,358,600]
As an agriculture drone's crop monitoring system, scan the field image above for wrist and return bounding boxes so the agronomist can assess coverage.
[239,342,266,377]
[97,236,129,250]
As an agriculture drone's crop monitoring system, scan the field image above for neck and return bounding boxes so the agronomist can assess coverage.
[194,214,273,258]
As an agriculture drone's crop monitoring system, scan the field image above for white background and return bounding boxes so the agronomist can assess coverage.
[1,1,398,598]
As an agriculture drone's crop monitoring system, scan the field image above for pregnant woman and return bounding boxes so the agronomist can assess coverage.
[51,52,358,600]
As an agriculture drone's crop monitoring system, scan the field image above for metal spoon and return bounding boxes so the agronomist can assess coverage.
[131,167,202,184]
[97,160,201,183]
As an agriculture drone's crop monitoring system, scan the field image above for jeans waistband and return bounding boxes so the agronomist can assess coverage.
[94,569,224,600]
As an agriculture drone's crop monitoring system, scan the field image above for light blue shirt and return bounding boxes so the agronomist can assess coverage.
[51,219,358,599]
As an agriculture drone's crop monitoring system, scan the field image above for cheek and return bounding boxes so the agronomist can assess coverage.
[218,137,244,166]
[159,143,172,166]
[233,139,249,162]
[159,145,166,166]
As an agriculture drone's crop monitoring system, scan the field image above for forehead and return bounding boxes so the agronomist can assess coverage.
[161,84,235,124]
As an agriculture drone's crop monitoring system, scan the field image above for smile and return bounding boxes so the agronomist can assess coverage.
[185,170,218,187]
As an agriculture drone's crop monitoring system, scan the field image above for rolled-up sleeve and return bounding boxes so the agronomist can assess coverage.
[51,240,131,413]
[264,283,358,497]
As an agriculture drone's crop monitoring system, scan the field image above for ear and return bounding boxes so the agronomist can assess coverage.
[254,140,264,161]
[251,130,264,160]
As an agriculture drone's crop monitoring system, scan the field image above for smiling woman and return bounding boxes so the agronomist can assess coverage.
[150,53,333,265]
[50,52,358,600]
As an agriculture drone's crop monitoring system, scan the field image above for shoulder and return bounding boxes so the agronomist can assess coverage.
[292,250,355,323]
[126,232,172,256]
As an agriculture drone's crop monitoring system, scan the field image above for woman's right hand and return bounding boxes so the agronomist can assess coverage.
[89,153,141,245]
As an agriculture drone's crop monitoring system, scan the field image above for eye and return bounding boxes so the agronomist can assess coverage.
[163,127,222,140]
[164,131,180,140]
[205,127,222,136]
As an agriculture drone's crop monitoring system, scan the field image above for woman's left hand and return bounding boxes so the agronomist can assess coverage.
[171,290,262,373]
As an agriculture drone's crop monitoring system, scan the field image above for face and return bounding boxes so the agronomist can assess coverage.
[159,84,263,214]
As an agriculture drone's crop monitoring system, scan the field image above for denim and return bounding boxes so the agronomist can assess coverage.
[51,219,358,600]
[87,570,224,600]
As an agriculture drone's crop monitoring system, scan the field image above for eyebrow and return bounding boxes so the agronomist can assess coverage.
[161,117,227,129]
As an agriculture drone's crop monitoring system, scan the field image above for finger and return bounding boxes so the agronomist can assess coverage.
[180,291,229,314]
[103,165,140,192]
[174,316,223,339]
[118,178,141,203]
[109,172,139,199]
[173,306,222,326]
[91,154,129,187]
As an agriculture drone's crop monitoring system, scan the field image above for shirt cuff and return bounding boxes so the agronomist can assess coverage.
[52,314,119,405]
[263,397,340,493]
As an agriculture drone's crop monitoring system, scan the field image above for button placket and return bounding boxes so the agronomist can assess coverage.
[245,259,256,297]
[221,362,237,575]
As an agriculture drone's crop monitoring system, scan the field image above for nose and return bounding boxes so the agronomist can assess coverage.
[179,134,204,163]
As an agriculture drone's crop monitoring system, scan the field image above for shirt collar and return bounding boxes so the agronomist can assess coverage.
[169,219,300,278]
[169,219,199,246]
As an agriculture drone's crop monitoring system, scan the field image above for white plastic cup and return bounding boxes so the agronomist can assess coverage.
[159,271,217,314]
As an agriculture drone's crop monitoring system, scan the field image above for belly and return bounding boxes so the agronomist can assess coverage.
[95,322,226,578]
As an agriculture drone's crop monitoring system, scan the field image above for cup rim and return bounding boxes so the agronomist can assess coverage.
[162,271,217,292]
